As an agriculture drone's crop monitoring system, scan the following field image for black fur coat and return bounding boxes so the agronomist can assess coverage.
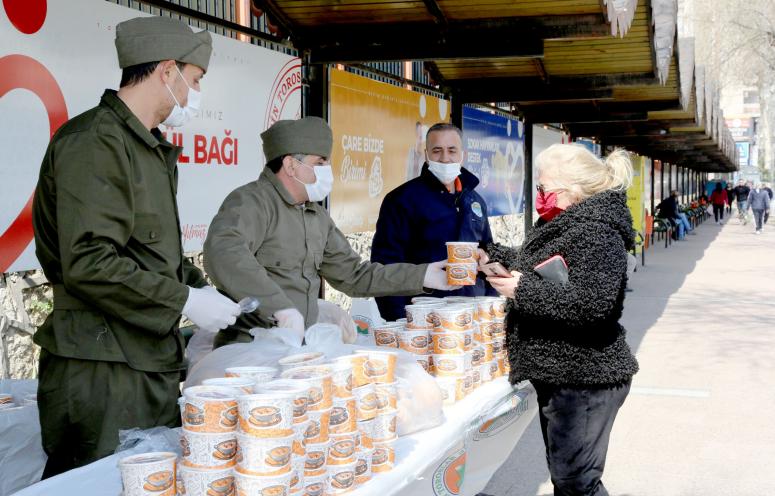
[487,189,639,386]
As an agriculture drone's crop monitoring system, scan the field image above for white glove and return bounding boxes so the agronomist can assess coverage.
[423,260,460,291]
[182,286,241,333]
[274,308,306,343]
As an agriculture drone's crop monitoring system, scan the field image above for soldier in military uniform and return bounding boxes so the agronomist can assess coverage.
[32,16,241,477]
[204,117,456,347]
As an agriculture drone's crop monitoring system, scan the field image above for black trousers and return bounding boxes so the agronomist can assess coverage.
[38,350,182,479]
[532,380,631,496]
[712,204,724,221]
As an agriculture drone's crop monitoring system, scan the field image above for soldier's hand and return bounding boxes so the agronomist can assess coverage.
[274,308,306,346]
[183,286,241,333]
[423,260,460,291]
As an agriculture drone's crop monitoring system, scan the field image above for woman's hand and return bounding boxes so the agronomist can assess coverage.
[477,248,490,267]
[486,271,522,298]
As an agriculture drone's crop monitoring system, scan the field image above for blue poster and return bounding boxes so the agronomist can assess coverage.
[462,106,525,216]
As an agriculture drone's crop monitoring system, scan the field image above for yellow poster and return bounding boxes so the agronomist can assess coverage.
[627,154,645,252]
[329,69,450,233]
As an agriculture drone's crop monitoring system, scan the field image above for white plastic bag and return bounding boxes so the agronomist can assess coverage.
[393,351,445,436]
[0,380,46,496]
[185,327,216,370]
[350,297,385,341]
[317,299,357,344]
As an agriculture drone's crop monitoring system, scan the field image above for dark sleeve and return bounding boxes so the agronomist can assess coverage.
[183,258,208,288]
[485,242,521,271]
[512,225,627,329]
[54,132,188,335]
[371,192,417,321]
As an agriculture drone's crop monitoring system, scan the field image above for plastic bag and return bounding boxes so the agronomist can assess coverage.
[393,351,445,436]
[0,380,46,496]
[317,299,357,344]
[115,426,181,456]
[185,327,216,370]
[350,297,385,340]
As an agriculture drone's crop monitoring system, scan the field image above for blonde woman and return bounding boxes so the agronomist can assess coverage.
[479,144,639,496]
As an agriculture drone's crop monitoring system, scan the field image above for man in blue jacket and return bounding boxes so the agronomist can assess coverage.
[371,123,496,321]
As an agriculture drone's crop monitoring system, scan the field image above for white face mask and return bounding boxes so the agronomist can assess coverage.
[162,65,200,128]
[293,159,334,202]
[427,160,462,185]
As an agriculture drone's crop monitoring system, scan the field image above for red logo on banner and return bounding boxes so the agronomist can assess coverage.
[3,0,47,34]
[0,54,68,272]
[264,58,301,130]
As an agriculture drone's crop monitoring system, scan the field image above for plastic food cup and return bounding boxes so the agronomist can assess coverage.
[435,376,465,405]
[397,329,429,354]
[202,376,257,395]
[235,432,293,476]
[278,352,326,371]
[353,350,397,384]
[224,365,278,383]
[281,366,334,412]
[301,471,328,496]
[255,379,311,425]
[489,360,501,379]
[0,394,13,406]
[473,297,498,322]
[292,421,309,458]
[178,465,234,496]
[180,429,237,469]
[497,352,508,376]
[472,368,482,390]
[357,418,375,449]
[374,382,397,413]
[290,455,305,494]
[492,337,505,355]
[327,432,358,465]
[333,355,369,389]
[446,263,477,286]
[434,305,475,331]
[181,386,240,433]
[430,332,466,355]
[118,452,177,496]
[471,345,485,368]
[403,304,443,330]
[355,447,374,485]
[431,354,467,377]
[305,408,331,445]
[328,361,355,400]
[329,396,357,435]
[373,322,403,348]
[371,409,398,442]
[445,241,479,263]
[327,459,358,494]
[371,439,396,473]
[410,296,444,305]
[303,441,329,477]
[234,468,292,496]
[493,298,507,318]
[236,392,294,438]
[352,382,378,421]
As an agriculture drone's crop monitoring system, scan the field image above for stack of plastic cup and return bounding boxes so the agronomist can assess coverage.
[177,385,241,495]
[325,359,360,495]
[119,452,179,496]
[430,303,475,405]
[403,302,444,372]
[372,322,403,349]
[281,365,334,495]
[445,242,479,286]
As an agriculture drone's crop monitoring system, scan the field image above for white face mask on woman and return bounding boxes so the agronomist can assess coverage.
[427,160,462,185]
[162,65,200,128]
[293,159,334,202]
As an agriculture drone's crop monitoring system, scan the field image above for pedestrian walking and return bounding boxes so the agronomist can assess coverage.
[709,182,728,224]
[764,183,773,224]
[747,184,771,234]
[733,180,751,224]
[479,144,638,496]
[724,182,735,215]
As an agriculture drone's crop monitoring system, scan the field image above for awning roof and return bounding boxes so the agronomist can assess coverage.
[250,0,737,172]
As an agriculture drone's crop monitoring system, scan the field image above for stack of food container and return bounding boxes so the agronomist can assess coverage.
[280,364,334,495]
[177,385,241,495]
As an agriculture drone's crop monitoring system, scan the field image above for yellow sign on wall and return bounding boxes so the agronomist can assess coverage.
[627,154,645,252]
[329,69,450,233]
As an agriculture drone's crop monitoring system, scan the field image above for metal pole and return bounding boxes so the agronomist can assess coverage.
[650,158,655,216]
[523,121,534,240]
[660,161,665,200]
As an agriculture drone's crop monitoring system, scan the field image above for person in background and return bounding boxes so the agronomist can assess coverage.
[747,183,771,234]
[371,122,496,321]
[724,182,736,215]
[204,117,457,347]
[479,144,638,496]
[764,183,773,224]
[709,182,728,224]
[733,179,751,224]
[30,17,240,477]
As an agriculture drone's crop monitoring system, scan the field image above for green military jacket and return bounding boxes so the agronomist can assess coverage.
[203,170,427,334]
[32,90,207,372]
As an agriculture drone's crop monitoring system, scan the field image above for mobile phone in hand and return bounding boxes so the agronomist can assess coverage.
[480,262,513,278]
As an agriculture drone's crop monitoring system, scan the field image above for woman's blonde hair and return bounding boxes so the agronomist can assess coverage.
[536,144,633,201]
